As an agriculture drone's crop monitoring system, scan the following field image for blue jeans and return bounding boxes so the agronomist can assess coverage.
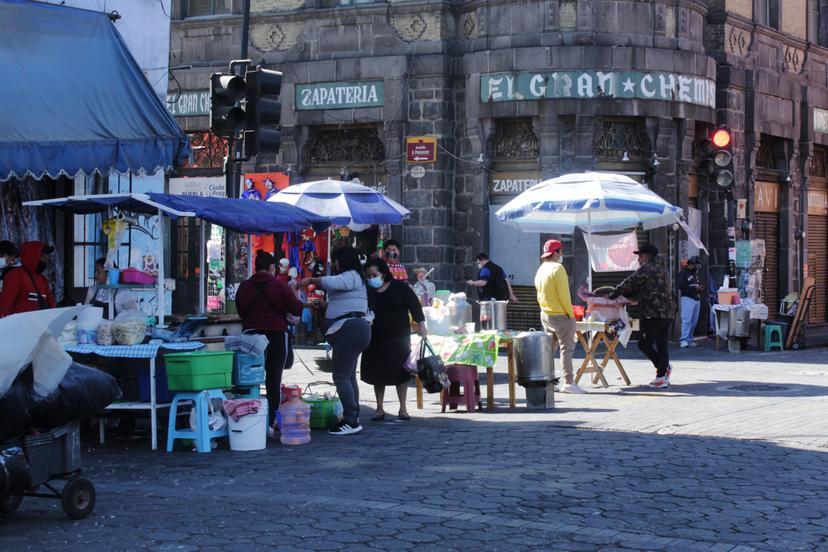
[680,296,700,344]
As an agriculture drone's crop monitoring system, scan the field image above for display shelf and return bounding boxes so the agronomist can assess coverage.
[98,283,156,290]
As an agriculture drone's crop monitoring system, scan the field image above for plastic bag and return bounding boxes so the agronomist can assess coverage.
[30,363,122,429]
[112,292,147,345]
[97,322,114,346]
[188,396,227,432]
[0,371,33,442]
[403,346,419,375]
[31,331,73,398]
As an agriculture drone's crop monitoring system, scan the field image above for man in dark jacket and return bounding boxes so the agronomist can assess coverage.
[236,251,303,430]
[677,256,702,348]
[466,253,518,302]
[0,241,56,317]
[610,244,675,389]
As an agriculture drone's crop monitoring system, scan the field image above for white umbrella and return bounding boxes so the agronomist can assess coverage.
[495,172,706,288]
[269,179,411,272]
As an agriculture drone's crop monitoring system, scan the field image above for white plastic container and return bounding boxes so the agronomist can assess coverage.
[228,399,267,451]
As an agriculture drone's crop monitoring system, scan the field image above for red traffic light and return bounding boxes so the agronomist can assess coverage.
[711,128,732,148]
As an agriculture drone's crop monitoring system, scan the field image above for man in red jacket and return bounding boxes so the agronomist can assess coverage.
[0,241,56,317]
[235,250,303,432]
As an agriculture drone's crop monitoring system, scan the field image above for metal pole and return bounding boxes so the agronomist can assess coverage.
[241,0,250,60]
[199,219,206,315]
[157,208,167,328]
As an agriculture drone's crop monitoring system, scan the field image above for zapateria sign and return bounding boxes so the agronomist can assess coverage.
[481,71,716,108]
[296,80,384,110]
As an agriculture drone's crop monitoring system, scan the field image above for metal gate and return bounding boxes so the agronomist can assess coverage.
[755,212,780,319]
[807,214,827,323]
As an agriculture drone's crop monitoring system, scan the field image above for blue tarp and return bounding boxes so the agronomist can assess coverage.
[147,193,331,233]
[0,0,191,182]
[24,193,331,234]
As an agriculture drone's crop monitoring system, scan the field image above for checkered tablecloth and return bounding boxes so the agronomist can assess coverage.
[65,341,205,359]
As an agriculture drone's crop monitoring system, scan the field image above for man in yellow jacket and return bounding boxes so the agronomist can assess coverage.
[535,239,584,394]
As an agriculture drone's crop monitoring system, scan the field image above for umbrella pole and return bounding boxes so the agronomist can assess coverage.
[199,219,205,315]
[327,228,332,275]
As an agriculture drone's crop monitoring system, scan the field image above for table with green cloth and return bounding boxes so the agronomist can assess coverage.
[412,331,517,410]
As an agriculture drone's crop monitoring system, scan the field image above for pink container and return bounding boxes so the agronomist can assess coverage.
[120,268,156,285]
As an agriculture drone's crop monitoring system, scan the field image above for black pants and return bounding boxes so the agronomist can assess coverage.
[252,330,292,426]
[327,319,372,426]
[638,318,672,378]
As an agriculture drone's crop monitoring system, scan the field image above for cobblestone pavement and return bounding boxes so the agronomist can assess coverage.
[1,341,828,551]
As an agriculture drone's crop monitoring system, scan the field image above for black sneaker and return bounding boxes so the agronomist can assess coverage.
[328,420,363,435]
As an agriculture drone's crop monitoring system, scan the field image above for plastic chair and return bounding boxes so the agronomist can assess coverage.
[166,389,228,453]
[762,324,784,352]
[441,364,481,413]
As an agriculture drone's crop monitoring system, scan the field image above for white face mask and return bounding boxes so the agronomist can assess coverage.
[0,258,5,269]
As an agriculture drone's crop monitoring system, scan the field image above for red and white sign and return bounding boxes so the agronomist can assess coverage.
[583,231,639,272]
[406,136,437,164]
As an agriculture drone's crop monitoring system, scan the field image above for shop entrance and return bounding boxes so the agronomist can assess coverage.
[755,181,781,319]
[807,178,827,323]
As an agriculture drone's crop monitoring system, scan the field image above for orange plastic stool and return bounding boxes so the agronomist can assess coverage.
[441,364,481,413]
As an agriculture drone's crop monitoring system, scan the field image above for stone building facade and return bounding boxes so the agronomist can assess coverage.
[168,0,828,334]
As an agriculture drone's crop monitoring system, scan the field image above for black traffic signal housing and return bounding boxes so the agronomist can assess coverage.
[209,72,246,138]
[244,67,283,158]
[699,127,735,191]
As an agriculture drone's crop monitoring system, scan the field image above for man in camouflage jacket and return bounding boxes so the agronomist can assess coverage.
[610,244,675,388]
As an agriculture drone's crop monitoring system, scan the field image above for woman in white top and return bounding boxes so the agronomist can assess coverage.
[301,246,371,435]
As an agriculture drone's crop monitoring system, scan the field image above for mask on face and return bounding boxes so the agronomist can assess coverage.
[367,275,384,289]
[36,261,47,273]
[387,251,399,261]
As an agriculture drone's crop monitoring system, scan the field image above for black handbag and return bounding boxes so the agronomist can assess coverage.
[416,338,449,393]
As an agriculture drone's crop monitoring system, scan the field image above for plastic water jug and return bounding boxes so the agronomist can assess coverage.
[280,390,311,446]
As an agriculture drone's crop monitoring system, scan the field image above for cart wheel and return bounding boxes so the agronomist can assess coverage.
[0,494,22,514]
[792,342,801,350]
[61,478,96,520]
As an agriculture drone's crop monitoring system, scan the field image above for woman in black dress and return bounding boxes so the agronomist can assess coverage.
[361,258,427,421]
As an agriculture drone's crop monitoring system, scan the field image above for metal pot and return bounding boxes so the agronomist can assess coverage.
[513,330,555,386]
[479,300,508,331]
[727,307,751,337]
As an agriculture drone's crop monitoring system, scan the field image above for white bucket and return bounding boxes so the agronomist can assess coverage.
[228,399,267,451]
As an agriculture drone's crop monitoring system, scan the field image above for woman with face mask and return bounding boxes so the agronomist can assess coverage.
[382,239,409,282]
[0,241,56,317]
[360,258,427,421]
[300,246,373,435]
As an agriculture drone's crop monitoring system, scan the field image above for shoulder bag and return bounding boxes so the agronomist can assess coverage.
[416,337,449,393]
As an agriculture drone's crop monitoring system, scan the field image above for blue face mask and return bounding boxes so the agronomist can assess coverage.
[367,275,384,289]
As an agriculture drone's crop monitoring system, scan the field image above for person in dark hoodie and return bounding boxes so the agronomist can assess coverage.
[0,241,56,317]
[235,250,303,431]
[609,244,675,389]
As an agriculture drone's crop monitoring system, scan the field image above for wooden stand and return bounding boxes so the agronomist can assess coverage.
[785,277,815,350]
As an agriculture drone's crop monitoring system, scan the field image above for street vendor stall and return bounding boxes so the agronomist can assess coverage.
[24,193,332,450]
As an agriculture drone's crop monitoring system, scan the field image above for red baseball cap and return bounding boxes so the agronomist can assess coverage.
[540,239,563,259]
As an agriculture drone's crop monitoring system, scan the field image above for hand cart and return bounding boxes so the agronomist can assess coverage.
[0,422,96,520]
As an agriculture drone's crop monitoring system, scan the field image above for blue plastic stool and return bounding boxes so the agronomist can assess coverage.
[762,324,784,352]
[166,389,229,453]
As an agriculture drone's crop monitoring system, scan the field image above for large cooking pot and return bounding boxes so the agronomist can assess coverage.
[479,300,508,331]
[727,306,751,337]
[513,330,555,386]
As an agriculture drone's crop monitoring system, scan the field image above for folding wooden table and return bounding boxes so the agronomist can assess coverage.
[573,321,631,387]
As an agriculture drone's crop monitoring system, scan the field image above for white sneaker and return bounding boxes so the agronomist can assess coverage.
[648,377,669,389]
[562,383,587,394]
[666,364,673,382]
[688,341,698,347]
[680,341,689,348]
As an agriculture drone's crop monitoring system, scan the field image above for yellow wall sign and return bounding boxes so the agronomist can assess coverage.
[406,137,437,164]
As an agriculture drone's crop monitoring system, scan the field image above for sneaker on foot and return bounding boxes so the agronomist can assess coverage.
[328,421,363,435]
[648,377,670,389]
[665,364,673,382]
[562,383,587,394]
[688,341,698,347]
[680,341,689,348]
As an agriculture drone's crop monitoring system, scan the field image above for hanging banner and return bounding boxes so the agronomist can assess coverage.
[583,231,639,272]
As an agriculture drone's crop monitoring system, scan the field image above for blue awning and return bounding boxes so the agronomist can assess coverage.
[24,193,332,234]
[0,0,191,182]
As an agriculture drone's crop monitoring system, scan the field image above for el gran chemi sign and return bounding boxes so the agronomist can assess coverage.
[166,90,210,117]
[481,71,716,108]
[296,80,384,111]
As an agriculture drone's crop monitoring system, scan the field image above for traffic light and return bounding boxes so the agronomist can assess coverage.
[699,127,735,191]
[209,72,246,137]
[244,67,283,158]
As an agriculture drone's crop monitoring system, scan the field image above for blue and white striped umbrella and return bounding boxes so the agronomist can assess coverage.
[268,179,410,226]
[496,172,685,234]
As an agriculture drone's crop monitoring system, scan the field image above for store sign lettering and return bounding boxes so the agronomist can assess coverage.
[481,71,716,108]
[296,81,384,110]
[754,181,780,213]
[814,108,828,135]
[808,190,828,215]
[166,90,210,117]
[489,173,540,197]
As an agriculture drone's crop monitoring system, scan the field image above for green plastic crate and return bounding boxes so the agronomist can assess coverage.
[164,351,234,391]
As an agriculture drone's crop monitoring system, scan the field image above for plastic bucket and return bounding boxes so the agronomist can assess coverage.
[228,399,267,451]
